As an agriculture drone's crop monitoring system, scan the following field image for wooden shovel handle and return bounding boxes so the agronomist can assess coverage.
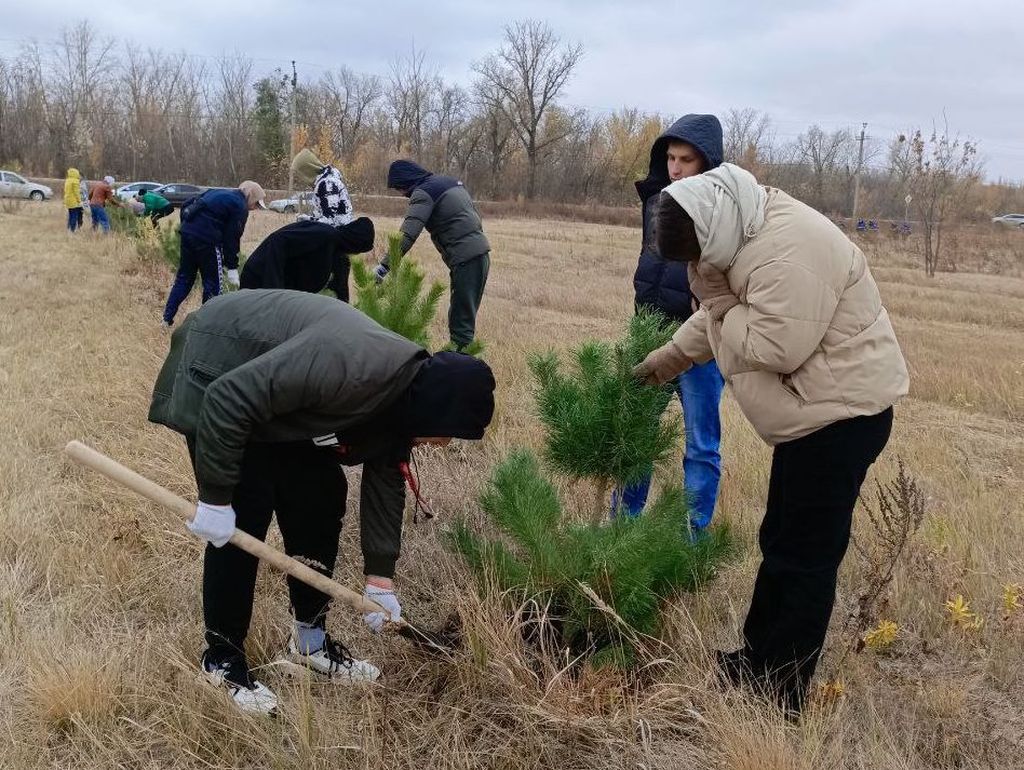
[64,440,392,619]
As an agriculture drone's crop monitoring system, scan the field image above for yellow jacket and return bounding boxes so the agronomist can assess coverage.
[64,168,82,208]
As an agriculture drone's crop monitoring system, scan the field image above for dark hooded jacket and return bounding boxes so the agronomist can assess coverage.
[148,290,495,576]
[386,160,490,268]
[179,188,250,270]
[240,218,375,301]
[633,114,723,322]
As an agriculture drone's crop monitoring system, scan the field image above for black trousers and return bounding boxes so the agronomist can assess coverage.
[150,203,174,226]
[189,439,347,656]
[741,407,893,709]
[448,253,489,349]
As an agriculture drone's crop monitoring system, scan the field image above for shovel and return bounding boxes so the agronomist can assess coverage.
[64,440,458,653]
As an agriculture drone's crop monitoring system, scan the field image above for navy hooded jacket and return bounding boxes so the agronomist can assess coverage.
[632,114,723,322]
[179,188,250,269]
[386,160,490,267]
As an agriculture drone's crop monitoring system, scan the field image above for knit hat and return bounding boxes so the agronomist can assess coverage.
[291,148,326,186]
[103,175,115,185]
[405,352,495,440]
[238,180,267,209]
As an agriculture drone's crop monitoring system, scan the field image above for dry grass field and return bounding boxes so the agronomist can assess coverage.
[1,199,1022,769]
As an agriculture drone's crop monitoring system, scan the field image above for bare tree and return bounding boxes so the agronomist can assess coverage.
[794,124,855,212]
[473,19,583,199]
[386,45,438,157]
[905,123,982,276]
[320,67,382,159]
[722,107,774,168]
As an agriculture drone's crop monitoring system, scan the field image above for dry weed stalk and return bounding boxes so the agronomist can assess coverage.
[845,458,926,652]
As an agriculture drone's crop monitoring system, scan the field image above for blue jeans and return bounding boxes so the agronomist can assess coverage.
[67,207,83,232]
[163,235,222,324]
[613,359,724,529]
[90,204,110,232]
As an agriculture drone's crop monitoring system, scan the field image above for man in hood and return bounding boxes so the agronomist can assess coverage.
[291,148,354,227]
[241,217,375,301]
[161,180,266,327]
[618,114,726,531]
[381,159,491,352]
[149,289,495,715]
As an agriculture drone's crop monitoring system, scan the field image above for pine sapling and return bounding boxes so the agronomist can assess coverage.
[351,232,445,348]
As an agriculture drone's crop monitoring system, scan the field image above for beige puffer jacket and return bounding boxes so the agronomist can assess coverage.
[672,186,909,445]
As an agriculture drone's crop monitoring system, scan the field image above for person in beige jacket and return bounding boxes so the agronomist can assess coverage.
[635,163,909,714]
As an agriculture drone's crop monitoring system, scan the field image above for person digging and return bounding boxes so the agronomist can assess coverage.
[149,289,495,716]
[378,160,490,352]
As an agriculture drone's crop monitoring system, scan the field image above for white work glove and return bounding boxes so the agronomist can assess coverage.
[373,263,390,284]
[362,583,402,632]
[225,268,240,288]
[187,502,235,547]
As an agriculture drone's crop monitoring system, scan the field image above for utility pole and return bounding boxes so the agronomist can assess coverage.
[851,121,867,222]
[287,60,297,196]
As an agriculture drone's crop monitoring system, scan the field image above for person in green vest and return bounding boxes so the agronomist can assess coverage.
[137,189,174,226]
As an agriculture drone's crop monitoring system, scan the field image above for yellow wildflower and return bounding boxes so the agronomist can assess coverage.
[1003,584,1022,614]
[818,679,845,702]
[945,595,982,630]
[863,620,899,650]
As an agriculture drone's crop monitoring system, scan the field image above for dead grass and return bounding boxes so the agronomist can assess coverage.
[1,200,1023,768]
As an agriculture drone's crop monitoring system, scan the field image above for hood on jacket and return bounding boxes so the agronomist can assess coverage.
[387,160,432,196]
[636,114,724,202]
[66,168,80,180]
[405,352,495,440]
[662,163,767,271]
[291,148,326,186]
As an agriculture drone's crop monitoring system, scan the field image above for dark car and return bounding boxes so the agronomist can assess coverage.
[151,183,206,208]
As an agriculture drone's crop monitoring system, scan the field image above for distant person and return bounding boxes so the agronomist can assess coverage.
[382,160,490,352]
[137,189,174,226]
[241,218,375,300]
[63,168,84,233]
[290,148,354,226]
[618,114,726,530]
[88,175,119,233]
[161,181,265,327]
[634,163,909,715]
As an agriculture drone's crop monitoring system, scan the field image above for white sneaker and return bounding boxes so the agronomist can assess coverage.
[201,650,278,716]
[284,633,381,683]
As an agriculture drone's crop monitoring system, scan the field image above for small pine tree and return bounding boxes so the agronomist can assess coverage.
[351,232,445,348]
[530,309,679,521]
[449,311,733,669]
[450,449,731,665]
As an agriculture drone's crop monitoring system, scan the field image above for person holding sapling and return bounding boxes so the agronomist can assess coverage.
[381,160,490,352]
[291,148,355,227]
[87,175,120,233]
[619,113,726,528]
[161,180,265,327]
[241,217,375,301]
[634,163,909,715]
[149,289,495,716]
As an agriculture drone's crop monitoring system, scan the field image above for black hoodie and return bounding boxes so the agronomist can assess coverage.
[632,114,724,323]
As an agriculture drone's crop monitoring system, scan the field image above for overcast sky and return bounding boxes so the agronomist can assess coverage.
[3,0,1022,182]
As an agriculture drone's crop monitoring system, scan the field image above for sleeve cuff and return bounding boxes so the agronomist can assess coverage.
[197,482,233,506]
[363,553,397,579]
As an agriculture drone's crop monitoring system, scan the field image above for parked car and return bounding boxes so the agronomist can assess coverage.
[0,170,53,201]
[268,191,315,214]
[115,181,163,201]
[991,213,1024,229]
[151,183,206,208]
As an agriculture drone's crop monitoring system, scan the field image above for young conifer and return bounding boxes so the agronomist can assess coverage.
[351,232,445,348]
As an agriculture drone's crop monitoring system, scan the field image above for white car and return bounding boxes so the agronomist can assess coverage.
[268,191,315,214]
[0,170,53,200]
[991,213,1024,229]
[116,181,163,201]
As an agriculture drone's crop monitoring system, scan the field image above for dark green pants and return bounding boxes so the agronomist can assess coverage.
[448,253,489,349]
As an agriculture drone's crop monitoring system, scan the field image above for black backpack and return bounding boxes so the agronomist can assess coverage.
[180,191,209,223]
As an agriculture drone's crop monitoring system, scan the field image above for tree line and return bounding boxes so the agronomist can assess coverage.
[2,20,1022,225]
